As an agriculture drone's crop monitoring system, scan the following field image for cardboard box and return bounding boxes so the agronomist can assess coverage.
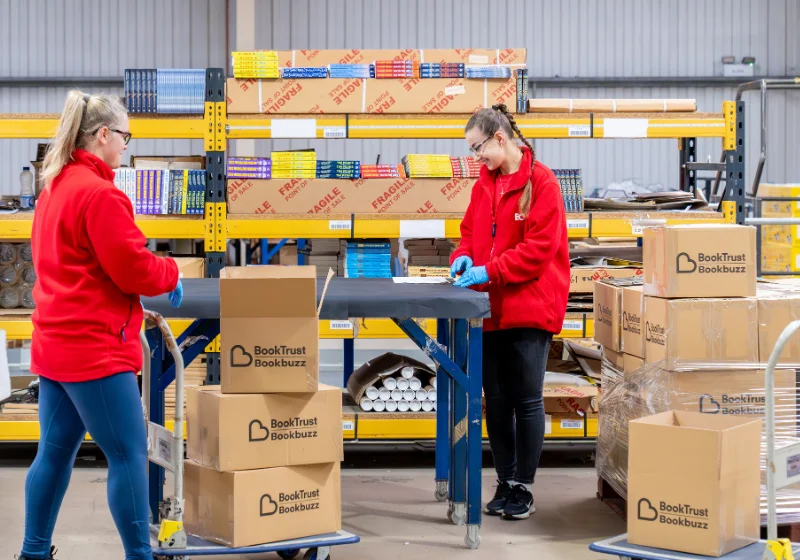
[220,266,319,394]
[542,384,598,417]
[594,280,623,352]
[187,384,343,472]
[226,177,475,215]
[758,289,800,366]
[622,285,644,358]
[227,76,518,115]
[184,461,341,548]
[627,411,761,556]
[603,347,625,371]
[623,353,644,374]
[173,257,206,279]
[569,260,642,293]
[643,296,759,371]
[643,224,756,298]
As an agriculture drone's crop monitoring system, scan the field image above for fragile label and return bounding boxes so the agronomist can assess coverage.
[468,54,489,64]
[342,420,355,432]
[567,219,589,230]
[323,126,347,139]
[561,419,584,430]
[568,125,591,137]
[329,320,353,330]
[444,85,466,96]
[328,220,351,230]
[562,319,583,332]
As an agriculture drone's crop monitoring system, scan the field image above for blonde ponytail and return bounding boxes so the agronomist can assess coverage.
[41,90,128,186]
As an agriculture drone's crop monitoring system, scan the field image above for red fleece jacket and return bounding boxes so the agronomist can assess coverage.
[450,148,570,333]
[31,149,179,382]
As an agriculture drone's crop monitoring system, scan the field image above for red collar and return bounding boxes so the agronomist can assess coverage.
[480,146,533,200]
[67,149,116,182]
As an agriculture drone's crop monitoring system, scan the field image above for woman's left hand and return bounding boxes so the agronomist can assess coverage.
[453,266,489,288]
[168,279,183,308]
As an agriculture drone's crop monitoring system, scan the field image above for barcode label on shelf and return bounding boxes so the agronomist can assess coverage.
[567,219,589,230]
[329,320,353,330]
[561,320,583,332]
[568,125,591,137]
[342,421,355,432]
[631,224,644,236]
[561,419,584,430]
[323,127,347,139]
[329,220,351,230]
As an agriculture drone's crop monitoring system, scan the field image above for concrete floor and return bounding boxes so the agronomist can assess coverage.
[0,451,624,559]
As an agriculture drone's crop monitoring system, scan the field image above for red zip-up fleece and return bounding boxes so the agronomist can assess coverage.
[31,149,179,382]
[450,147,570,333]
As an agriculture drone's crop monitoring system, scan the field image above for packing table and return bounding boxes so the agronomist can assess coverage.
[141,277,491,551]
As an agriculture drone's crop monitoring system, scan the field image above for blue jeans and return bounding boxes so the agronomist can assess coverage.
[483,328,552,486]
[21,373,152,560]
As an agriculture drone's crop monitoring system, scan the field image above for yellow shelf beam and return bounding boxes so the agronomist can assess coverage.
[226,115,348,139]
[0,114,204,139]
[227,215,353,239]
[593,113,725,139]
[0,217,204,240]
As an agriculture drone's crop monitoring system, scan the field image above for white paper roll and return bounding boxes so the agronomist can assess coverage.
[391,389,403,401]
[378,387,392,401]
[360,397,373,411]
[433,400,437,411]
[385,400,398,412]
[410,399,422,412]
[396,378,410,390]
[403,389,416,402]
[365,386,380,400]
[382,377,397,390]
[372,399,386,412]
[409,377,422,391]
[421,400,434,412]
[431,377,437,389]
[416,389,428,401]
[427,388,437,402]
[398,400,410,412]
[401,366,415,379]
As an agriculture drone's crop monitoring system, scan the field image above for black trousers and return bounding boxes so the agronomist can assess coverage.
[483,328,552,485]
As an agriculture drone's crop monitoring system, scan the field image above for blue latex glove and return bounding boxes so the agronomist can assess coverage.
[454,266,489,288]
[450,255,473,277]
[169,279,183,308]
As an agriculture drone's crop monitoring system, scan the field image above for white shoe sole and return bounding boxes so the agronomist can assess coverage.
[503,504,536,520]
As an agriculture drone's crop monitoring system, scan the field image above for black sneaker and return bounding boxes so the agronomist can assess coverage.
[502,484,535,520]
[17,546,57,560]
[484,480,512,515]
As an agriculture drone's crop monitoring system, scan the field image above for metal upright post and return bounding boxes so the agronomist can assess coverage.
[719,100,746,225]
[449,319,468,526]
[679,137,697,195]
[147,326,165,523]
[434,319,451,502]
[465,318,483,549]
[342,338,355,387]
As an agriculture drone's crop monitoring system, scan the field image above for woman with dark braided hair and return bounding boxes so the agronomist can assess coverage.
[450,104,570,520]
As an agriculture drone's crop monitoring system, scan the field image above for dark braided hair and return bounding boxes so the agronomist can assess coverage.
[465,103,536,216]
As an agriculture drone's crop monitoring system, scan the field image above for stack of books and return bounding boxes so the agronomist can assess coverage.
[372,60,419,79]
[404,239,454,270]
[360,164,406,179]
[329,64,374,78]
[271,151,317,179]
[420,63,465,78]
[226,157,271,179]
[402,154,454,178]
[316,160,361,179]
[465,66,512,79]
[450,156,482,178]
[343,240,395,279]
[124,69,205,114]
[554,169,584,213]
[232,51,279,79]
[114,169,205,215]
[281,67,329,79]
[307,239,341,278]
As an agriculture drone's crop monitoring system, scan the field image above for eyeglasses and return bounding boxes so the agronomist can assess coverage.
[469,136,494,155]
[90,127,132,145]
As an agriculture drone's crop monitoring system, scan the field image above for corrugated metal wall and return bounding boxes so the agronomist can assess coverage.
[240,0,800,193]
[1,0,798,195]
[0,0,227,193]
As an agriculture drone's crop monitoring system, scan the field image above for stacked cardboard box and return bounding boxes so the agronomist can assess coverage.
[757,184,800,274]
[595,224,800,535]
[404,239,454,271]
[307,239,342,278]
[184,266,343,548]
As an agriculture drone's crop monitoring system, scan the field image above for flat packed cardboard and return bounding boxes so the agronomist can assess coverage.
[173,257,206,279]
[622,285,644,358]
[643,296,759,371]
[603,347,625,371]
[593,280,624,352]
[227,177,475,215]
[757,289,800,366]
[220,266,319,394]
[227,76,518,114]
[184,461,341,548]
[542,385,598,417]
[569,258,642,293]
[187,384,343,472]
[643,224,756,298]
[623,353,644,374]
[627,411,761,556]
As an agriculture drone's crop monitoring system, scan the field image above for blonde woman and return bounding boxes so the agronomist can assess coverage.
[19,91,182,560]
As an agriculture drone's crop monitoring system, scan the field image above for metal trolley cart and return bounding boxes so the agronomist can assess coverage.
[141,277,491,552]
[140,308,359,560]
[589,320,800,560]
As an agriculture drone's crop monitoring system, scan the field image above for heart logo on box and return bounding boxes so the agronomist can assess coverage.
[230,345,254,368]
[699,394,721,414]
[676,252,698,274]
[249,419,269,442]
[637,498,658,521]
[260,494,278,516]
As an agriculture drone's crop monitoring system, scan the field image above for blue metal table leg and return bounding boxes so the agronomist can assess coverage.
[434,319,450,502]
[342,338,355,387]
[146,327,165,524]
[449,319,468,526]
[465,319,483,548]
